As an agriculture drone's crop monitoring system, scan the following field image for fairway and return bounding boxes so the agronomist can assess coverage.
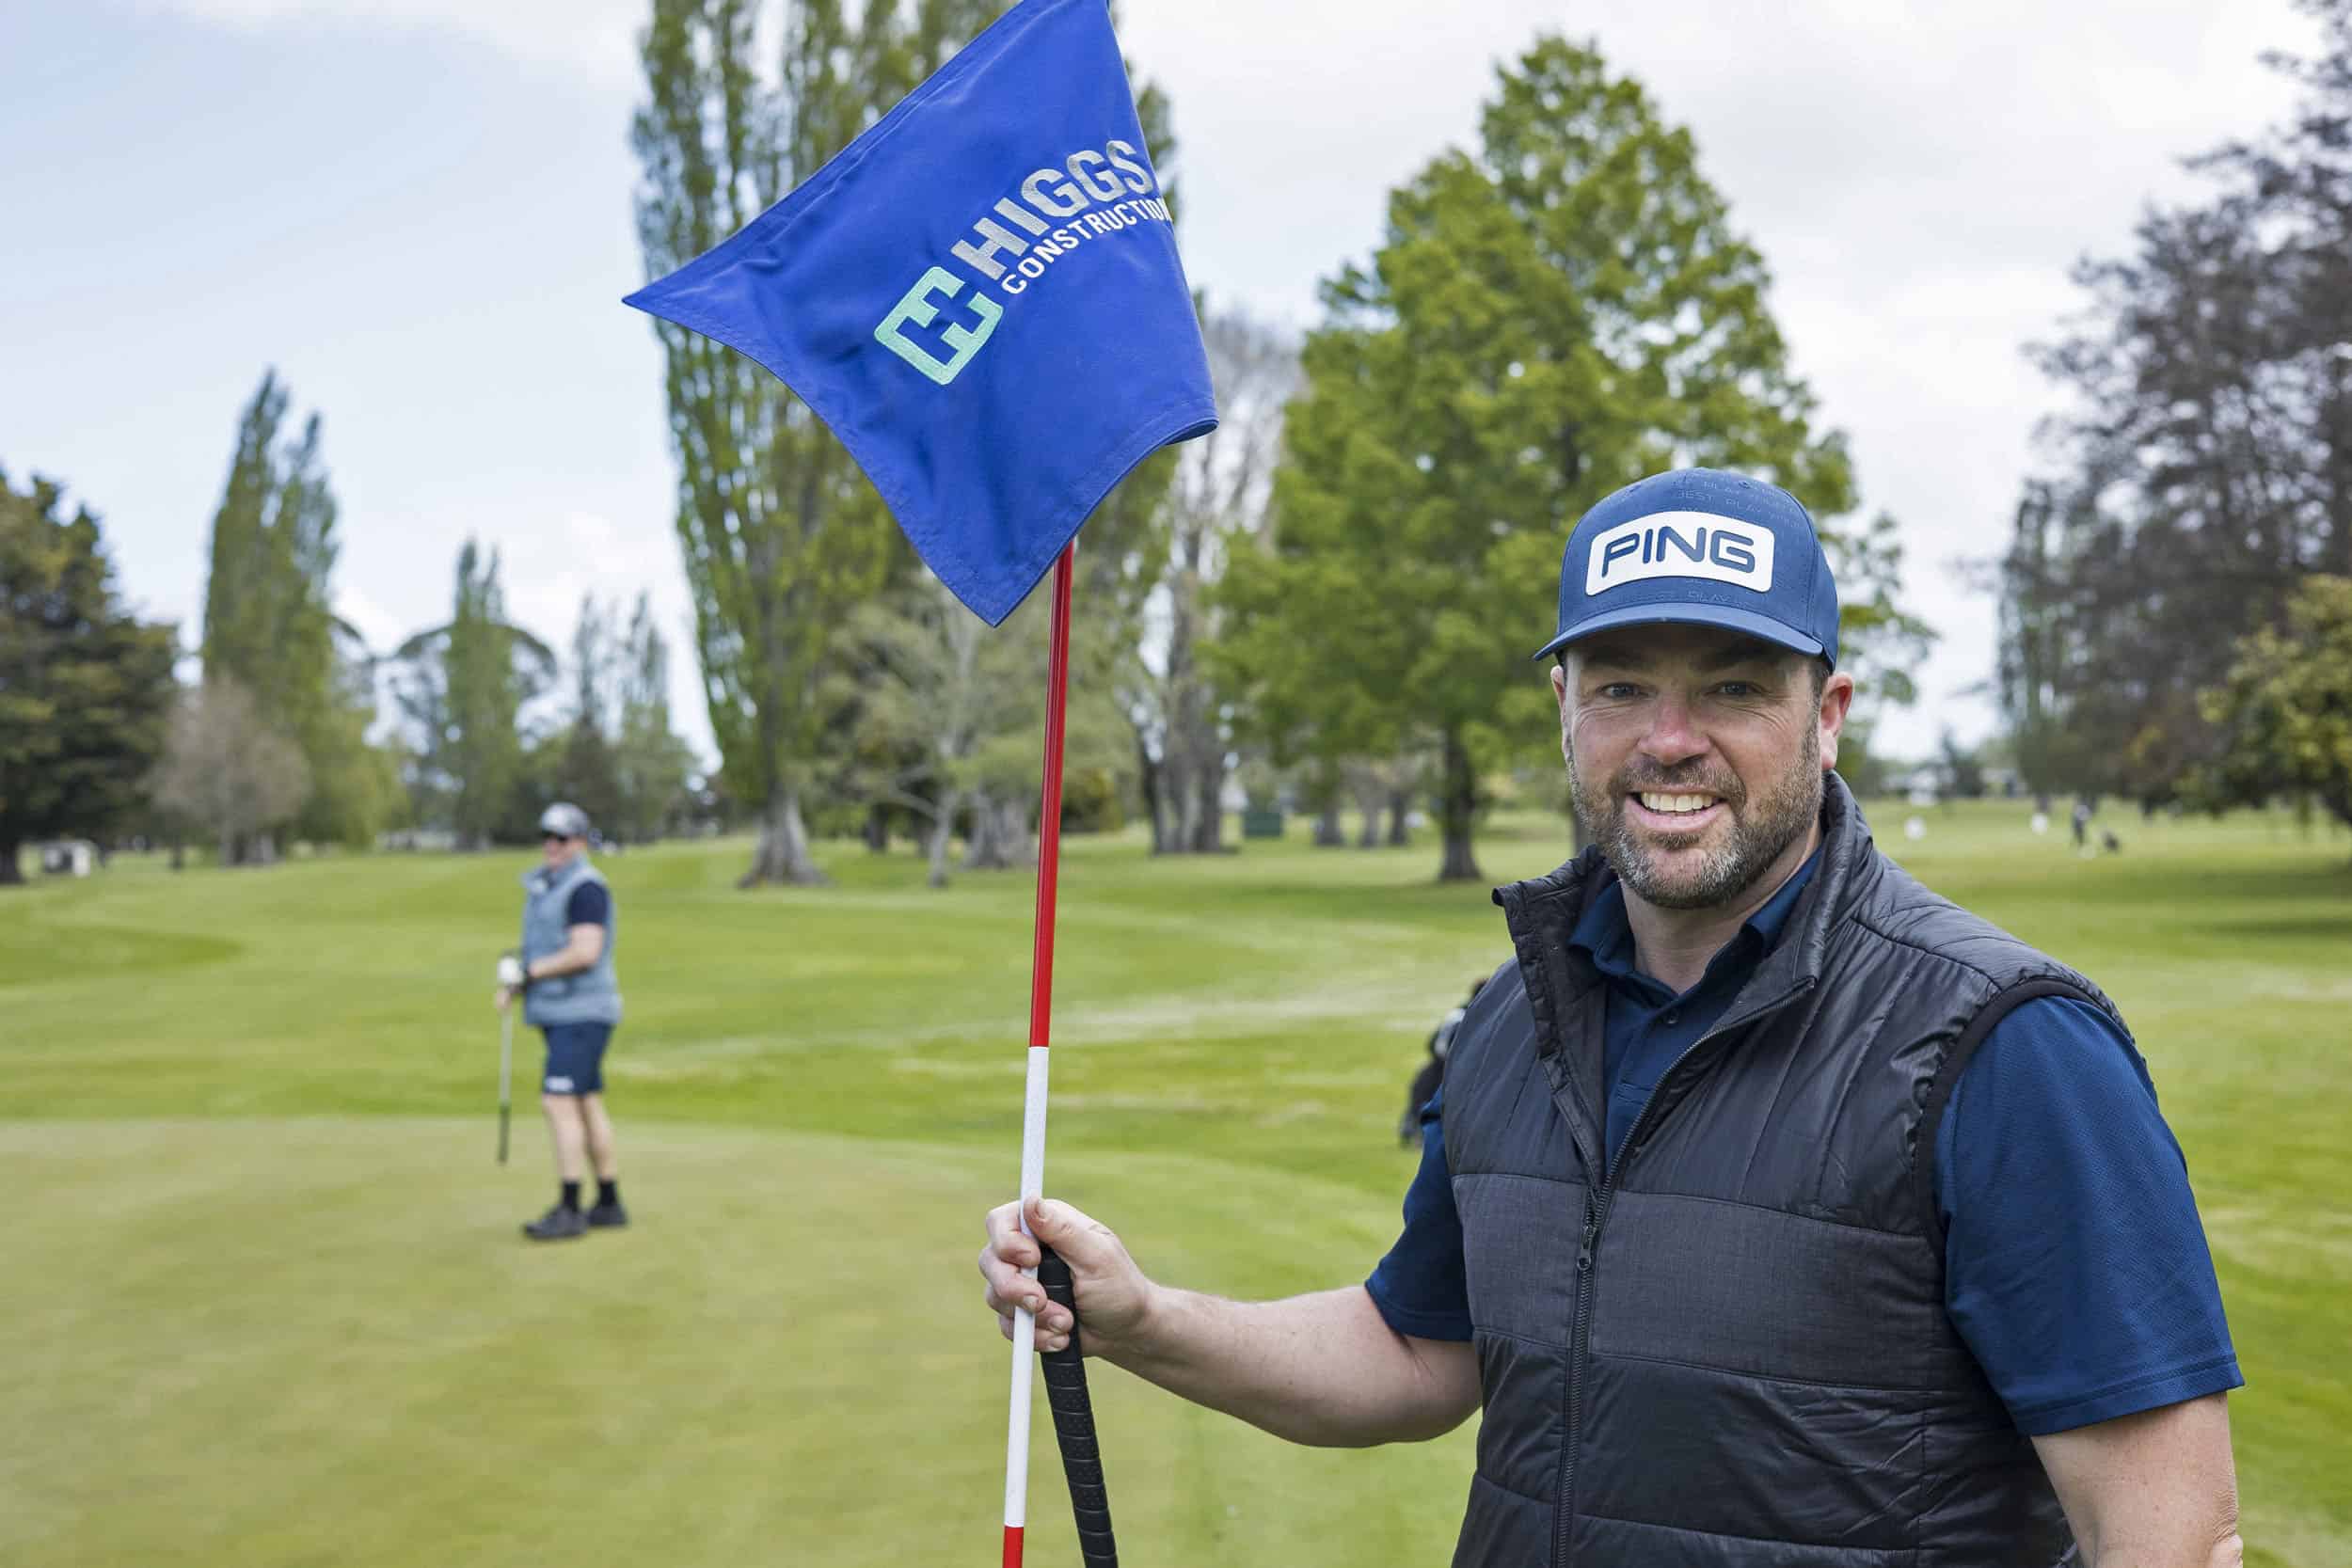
[7,802,2349,1566]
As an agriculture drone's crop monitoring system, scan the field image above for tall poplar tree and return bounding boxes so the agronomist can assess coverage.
[393,542,554,847]
[632,0,1007,886]
[199,370,388,851]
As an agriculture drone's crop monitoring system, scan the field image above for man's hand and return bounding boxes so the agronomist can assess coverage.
[979,1196,1153,1356]
[496,954,528,990]
[494,987,514,1013]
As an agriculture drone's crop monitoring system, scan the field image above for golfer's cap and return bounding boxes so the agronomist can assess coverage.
[1534,467,1839,668]
[538,801,592,840]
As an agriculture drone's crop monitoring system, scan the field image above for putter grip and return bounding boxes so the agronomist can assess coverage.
[1036,1243,1117,1568]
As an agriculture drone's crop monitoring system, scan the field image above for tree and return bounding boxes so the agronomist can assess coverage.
[147,680,312,867]
[547,592,695,844]
[551,594,625,832]
[199,371,389,852]
[1123,308,1296,855]
[633,0,1009,886]
[612,594,697,843]
[1996,1,2352,806]
[634,0,1179,884]
[0,467,179,884]
[852,577,1025,886]
[1217,36,1879,880]
[2191,575,2352,832]
[392,542,555,847]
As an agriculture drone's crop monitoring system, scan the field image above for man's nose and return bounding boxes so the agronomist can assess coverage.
[1637,693,1709,768]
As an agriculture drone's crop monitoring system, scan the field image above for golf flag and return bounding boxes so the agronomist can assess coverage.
[624,0,1218,625]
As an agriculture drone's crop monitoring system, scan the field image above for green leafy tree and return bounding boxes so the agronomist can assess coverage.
[0,467,179,883]
[633,0,1009,886]
[2191,575,2352,832]
[199,370,389,851]
[1218,36,1883,880]
[635,0,1178,883]
[551,594,626,832]
[614,594,697,843]
[392,542,555,848]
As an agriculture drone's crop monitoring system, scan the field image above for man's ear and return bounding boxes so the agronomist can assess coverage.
[1818,669,1857,770]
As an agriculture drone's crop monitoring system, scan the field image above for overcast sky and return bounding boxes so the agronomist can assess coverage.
[1,0,2319,764]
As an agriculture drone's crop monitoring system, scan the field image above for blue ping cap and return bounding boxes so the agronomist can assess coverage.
[1534,467,1840,667]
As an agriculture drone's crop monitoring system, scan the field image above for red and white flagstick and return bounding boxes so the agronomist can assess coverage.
[1004,543,1076,1568]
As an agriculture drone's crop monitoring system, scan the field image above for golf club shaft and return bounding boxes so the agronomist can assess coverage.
[497,1008,515,1165]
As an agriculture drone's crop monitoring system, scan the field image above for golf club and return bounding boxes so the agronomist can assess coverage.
[496,1006,514,1166]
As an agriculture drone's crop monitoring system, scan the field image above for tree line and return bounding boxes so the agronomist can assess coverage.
[629,1,1937,887]
[1994,0,2352,830]
[21,4,2347,887]
[0,369,702,879]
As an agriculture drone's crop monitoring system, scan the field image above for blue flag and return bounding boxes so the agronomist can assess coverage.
[625,0,1217,626]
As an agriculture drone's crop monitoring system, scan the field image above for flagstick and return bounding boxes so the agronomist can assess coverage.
[1004,542,1076,1568]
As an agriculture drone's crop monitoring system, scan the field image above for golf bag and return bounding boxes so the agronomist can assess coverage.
[1399,976,1487,1145]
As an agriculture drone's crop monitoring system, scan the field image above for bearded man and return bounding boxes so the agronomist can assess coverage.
[978,468,2243,1567]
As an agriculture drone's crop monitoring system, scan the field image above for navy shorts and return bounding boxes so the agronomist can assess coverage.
[540,1022,613,1096]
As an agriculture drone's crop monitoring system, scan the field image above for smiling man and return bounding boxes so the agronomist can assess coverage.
[980,468,2245,1565]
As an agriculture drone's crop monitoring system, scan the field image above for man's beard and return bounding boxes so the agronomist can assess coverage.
[1568,736,1823,911]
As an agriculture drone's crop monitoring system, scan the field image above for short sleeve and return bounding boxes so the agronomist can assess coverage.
[1936,996,2242,1434]
[565,880,612,927]
[1364,1086,1473,1341]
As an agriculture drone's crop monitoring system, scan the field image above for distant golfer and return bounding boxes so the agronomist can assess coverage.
[979,469,2242,1562]
[495,801,628,1242]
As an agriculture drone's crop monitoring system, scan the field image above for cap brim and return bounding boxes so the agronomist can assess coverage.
[1531,603,1826,662]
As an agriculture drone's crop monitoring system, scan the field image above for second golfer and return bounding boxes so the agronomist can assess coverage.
[496,801,628,1242]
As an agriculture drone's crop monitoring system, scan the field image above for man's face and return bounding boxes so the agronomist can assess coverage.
[542,832,580,871]
[1554,625,1853,911]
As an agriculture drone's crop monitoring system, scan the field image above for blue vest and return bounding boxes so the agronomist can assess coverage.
[1446,777,2102,1565]
[519,857,621,1028]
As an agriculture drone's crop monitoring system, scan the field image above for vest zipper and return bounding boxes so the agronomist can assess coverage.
[1549,974,1818,1567]
[1554,1197,1598,1568]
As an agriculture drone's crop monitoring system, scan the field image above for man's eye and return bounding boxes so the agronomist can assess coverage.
[1598,683,1643,700]
[1716,682,1761,698]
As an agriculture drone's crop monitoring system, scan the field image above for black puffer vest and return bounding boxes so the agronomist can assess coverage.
[1442,776,2118,1566]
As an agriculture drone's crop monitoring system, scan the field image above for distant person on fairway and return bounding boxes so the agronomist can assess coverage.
[495,801,628,1242]
[980,469,2243,1563]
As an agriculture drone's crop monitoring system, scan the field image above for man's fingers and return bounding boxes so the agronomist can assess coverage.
[1026,1196,1117,1265]
[984,1201,1041,1269]
[977,1248,1048,1314]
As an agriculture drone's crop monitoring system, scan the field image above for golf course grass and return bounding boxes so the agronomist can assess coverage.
[5,800,2348,1565]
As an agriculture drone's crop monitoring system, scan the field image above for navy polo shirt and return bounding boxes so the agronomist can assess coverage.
[565,880,611,928]
[1365,849,2243,1436]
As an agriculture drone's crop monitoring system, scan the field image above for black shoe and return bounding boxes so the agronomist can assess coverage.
[586,1201,629,1230]
[523,1204,589,1241]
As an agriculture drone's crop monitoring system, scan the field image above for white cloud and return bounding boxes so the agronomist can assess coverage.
[135,0,644,87]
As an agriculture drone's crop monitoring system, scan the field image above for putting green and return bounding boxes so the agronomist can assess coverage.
[4,801,2347,1564]
[0,1117,1473,1567]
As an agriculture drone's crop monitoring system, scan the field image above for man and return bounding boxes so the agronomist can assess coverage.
[496,801,628,1242]
[979,469,2244,1564]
